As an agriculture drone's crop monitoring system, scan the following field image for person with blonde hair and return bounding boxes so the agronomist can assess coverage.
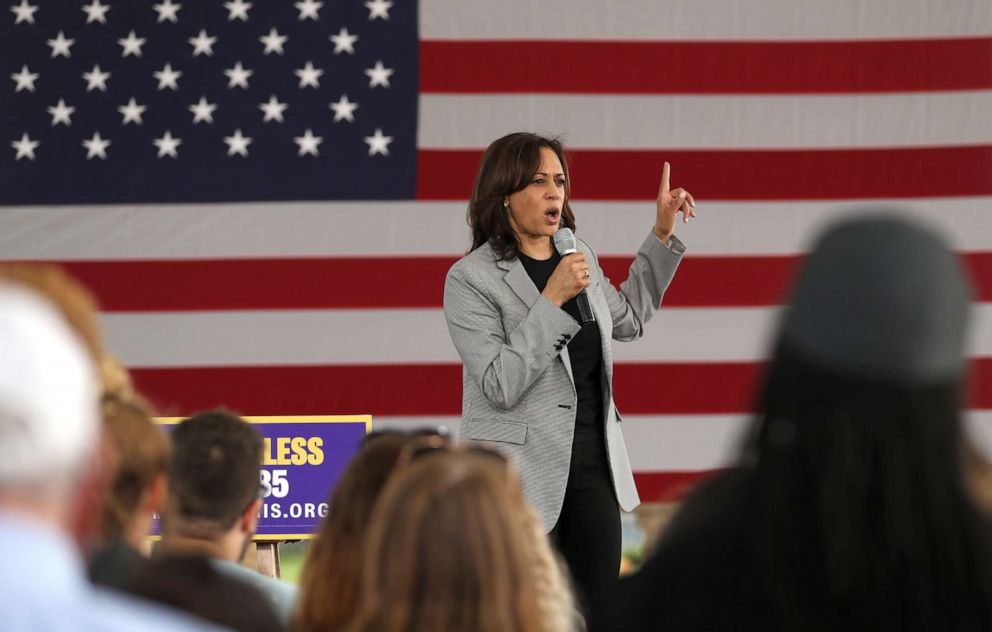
[89,391,170,590]
[0,264,103,362]
[295,431,417,632]
[346,444,582,632]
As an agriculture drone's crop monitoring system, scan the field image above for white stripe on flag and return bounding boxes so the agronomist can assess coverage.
[102,306,992,368]
[2,197,990,260]
[420,0,992,40]
[419,92,992,150]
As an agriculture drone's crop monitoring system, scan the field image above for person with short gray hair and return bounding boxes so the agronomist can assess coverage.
[0,281,221,632]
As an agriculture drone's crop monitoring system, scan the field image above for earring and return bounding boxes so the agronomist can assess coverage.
[503,199,509,209]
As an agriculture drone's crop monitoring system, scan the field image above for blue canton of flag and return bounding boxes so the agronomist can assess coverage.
[0,0,418,204]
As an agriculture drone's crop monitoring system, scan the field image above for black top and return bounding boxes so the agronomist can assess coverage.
[89,540,147,591]
[519,250,604,432]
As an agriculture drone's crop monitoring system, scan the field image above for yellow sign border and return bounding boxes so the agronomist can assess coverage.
[151,414,372,540]
[155,414,372,431]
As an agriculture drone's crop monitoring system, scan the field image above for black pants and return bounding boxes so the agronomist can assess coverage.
[549,426,622,618]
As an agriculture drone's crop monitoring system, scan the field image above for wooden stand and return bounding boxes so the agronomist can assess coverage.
[254,542,282,578]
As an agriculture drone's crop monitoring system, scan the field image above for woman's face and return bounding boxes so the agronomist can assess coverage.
[505,147,566,243]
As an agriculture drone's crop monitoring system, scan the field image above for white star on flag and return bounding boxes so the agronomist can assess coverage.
[224,0,251,21]
[259,95,288,123]
[329,27,358,55]
[82,0,110,24]
[189,29,217,57]
[154,63,182,90]
[294,129,322,157]
[224,62,253,89]
[48,99,76,126]
[118,31,146,58]
[152,0,183,24]
[11,133,39,161]
[10,0,38,25]
[82,132,111,160]
[365,0,392,20]
[295,0,322,21]
[153,131,182,158]
[83,64,111,92]
[259,28,287,55]
[47,32,75,58]
[364,61,393,88]
[329,95,358,123]
[11,65,38,93]
[153,0,180,23]
[294,61,323,89]
[364,128,392,156]
[223,129,252,157]
[118,98,146,125]
[189,97,217,124]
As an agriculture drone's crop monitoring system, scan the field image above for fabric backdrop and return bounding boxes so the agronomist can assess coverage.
[1,0,990,501]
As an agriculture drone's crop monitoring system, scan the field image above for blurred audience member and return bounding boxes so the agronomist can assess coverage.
[296,430,440,632]
[0,264,110,550]
[100,353,137,400]
[599,215,992,631]
[0,264,102,362]
[296,432,408,631]
[161,410,297,623]
[129,555,283,632]
[345,443,582,632]
[0,282,217,631]
[89,392,169,590]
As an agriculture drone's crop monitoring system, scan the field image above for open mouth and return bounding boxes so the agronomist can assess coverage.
[544,208,560,224]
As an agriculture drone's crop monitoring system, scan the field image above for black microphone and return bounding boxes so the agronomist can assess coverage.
[552,228,596,325]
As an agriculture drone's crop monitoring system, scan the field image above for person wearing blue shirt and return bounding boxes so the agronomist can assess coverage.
[0,281,221,632]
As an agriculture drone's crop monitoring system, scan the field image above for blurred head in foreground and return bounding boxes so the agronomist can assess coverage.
[98,390,169,548]
[89,387,171,591]
[346,443,580,632]
[0,264,116,552]
[296,431,420,632]
[743,214,991,629]
[0,281,99,518]
[161,409,263,562]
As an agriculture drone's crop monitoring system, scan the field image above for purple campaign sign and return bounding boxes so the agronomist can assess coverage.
[153,415,371,539]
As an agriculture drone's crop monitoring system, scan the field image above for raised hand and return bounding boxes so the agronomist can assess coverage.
[654,162,696,244]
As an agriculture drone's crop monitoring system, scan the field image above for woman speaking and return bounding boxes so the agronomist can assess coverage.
[443,132,695,610]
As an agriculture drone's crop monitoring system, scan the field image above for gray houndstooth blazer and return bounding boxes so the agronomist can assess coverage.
[443,230,685,531]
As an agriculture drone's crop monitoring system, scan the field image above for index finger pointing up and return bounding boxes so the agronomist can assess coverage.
[660,161,671,197]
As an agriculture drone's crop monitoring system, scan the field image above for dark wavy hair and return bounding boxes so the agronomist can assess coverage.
[741,342,992,630]
[468,132,576,261]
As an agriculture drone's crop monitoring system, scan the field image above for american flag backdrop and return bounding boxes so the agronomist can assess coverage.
[2,0,991,502]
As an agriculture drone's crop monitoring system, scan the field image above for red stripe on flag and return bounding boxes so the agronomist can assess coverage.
[45,252,992,312]
[417,146,992,201]
[420,38,992,94]
[129,359,992,418]
[609,253,992,307]
[634,470,722,502]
